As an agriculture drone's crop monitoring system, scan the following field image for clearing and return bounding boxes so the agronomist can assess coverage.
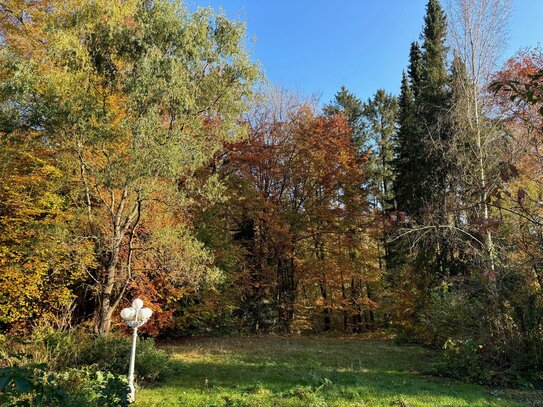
[137,336,539,406]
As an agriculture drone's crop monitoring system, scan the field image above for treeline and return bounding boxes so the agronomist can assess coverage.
[1,0,542,384]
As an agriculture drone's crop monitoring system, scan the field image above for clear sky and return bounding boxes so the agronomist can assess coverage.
[188,0,543,104]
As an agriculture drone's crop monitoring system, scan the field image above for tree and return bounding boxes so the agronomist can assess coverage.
[0,0,259,335]
[446,0,512,286]
[408,42,424,98]
[0,135,94,331]
[363,89,399,211]
[419,0,450,202]
[360,90,398,329]
[388,0,452,332]
[324,86,367,152]
[491,47,543,287]
[393,73,418,215]
[393,0,450,220]
[218,89,372,333]
[492,47,543,121]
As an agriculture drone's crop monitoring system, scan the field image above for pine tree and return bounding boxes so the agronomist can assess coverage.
[418,0,452,278]
[419,0,450,202]
[421,0,449,104]
[362,89,399,211]
[324,85,366,152]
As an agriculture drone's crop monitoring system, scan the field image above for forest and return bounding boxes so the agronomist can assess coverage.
[1,0,542,406]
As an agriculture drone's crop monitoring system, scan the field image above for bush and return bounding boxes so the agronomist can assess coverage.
[30,329,85,371]
[54,366,129,406]
[0,330,173,389]
[0,358,129,407]
[437,338,491,383]
[421,281,543,386]
[76,335,172,384]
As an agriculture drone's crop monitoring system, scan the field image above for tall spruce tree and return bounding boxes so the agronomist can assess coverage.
[419,0,452,278]
[419,0,450,207]
[421,0,449,103]
[388,72,419,285]
[390,0,452,323]
[394,0,450,219]
[362,89,399,304]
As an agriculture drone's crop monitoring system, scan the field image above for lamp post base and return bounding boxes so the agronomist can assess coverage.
[128,383,135,404]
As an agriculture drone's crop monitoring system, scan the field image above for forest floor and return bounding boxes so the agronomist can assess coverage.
[136,336,541,407]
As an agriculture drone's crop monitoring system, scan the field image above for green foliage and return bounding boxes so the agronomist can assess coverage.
[324,85,366,151]
[421,0,449,101]
[438,338,492,384]
[0,358,128,407]
[1,330,172,393]
[76,335,172,384]
[392,72,418,215]
[362,89,399,209]
[421,281,543,386]
[54,367,129,407]
[23,329,85,372]
[0,360,54,406]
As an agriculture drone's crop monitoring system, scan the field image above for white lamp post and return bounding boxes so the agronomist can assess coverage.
[120,298,153,403]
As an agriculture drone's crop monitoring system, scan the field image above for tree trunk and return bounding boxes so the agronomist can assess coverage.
[277,256,295,333]
[320,282,331,332]
[366,283,375,331]
[341,279,348,332]
[96,262,118,336]
[351,277,362,333]
[95,225,125,336]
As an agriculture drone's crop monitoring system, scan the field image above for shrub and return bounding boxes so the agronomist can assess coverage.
[438,338,490,383]
[30,329,85,371]
[422,280,543,386]
[0,358,129,407]
[76,335,172,384]
[1,330,173,389]
[0,360,55,406]
[54,366,129,407]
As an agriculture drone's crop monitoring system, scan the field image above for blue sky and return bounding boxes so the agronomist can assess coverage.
[188,0,543,104]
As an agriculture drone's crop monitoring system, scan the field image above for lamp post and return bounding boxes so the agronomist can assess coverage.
[120,298,153,404]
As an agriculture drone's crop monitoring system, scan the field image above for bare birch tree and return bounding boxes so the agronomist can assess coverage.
[446,0,511,286]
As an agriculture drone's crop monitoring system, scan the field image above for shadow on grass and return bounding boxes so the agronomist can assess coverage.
[135,337,541,406]
[146,350,504,406]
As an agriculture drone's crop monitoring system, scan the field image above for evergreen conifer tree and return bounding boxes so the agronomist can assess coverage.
[324,85,366,152]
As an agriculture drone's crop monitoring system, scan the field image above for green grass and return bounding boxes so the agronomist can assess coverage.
[136,336,538,406]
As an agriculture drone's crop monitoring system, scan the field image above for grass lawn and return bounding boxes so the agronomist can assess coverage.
[136,336,540,406]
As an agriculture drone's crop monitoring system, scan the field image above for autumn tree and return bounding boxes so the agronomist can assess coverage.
[0,0,259,335]
[213,89,373,333]
[0,135,94,331]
